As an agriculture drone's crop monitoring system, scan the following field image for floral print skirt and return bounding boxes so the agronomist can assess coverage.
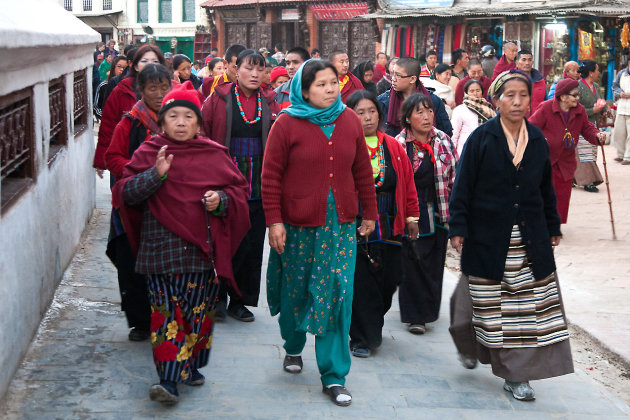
[147,271,220,383]
[267,190,357,336]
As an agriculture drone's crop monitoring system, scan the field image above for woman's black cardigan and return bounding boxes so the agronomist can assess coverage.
[448,116,562,282]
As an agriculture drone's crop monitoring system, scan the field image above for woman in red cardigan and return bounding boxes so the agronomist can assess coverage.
[94,45,165,176]
[345,90,420,359]
[529,78,605,223]
[261,60,377,407]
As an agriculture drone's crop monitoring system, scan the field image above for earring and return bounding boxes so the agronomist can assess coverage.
[405,118,410,123]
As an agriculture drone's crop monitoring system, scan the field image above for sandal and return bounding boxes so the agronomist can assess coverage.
[322,385,352,407]
[283,354,302,373]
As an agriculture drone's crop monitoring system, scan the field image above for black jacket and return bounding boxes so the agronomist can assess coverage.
[448,116,562,282]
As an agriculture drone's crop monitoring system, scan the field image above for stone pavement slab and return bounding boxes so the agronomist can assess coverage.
[1,175,629,419]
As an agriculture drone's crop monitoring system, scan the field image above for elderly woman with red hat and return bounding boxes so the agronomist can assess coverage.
[529,78,605,223]
[113,81,251,405]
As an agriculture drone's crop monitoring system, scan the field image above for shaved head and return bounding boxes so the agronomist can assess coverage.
[564,61,580,80]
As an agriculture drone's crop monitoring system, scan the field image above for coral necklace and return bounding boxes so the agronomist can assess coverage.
[366,137,385,188]
[235,85,262,125]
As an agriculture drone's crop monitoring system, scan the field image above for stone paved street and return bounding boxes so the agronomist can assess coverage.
[2,147,630,419]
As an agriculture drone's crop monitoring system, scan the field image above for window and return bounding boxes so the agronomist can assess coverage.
[64,0,73,11]
[48,77,67,164]
[183,0,195,22]
[137,0,148,23]
[0,87,35,213]
[159,0,172,23]
[73,70,88,135]
[82,0,92,11]
[103,0,112,10]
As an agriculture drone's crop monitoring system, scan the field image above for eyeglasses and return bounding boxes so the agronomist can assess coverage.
[392,72,414,80]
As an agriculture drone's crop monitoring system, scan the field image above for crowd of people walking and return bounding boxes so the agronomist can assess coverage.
[91,37,620,408]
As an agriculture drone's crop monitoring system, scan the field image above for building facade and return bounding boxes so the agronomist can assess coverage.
[62,0,210,59]
[202,0,380,67]
[0,0,99,399]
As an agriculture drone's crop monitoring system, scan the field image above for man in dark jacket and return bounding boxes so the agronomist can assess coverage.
[378,58,452,138]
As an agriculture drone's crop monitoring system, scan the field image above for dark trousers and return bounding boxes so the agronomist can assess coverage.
[110,234,151,330]
[350,242,401,350]
[220,199,266,307]
[399,229,448,324]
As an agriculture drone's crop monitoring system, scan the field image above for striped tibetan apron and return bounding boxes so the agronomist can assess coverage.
[468,225,569,349]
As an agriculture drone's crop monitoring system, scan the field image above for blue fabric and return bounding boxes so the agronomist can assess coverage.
[280,59,346,126]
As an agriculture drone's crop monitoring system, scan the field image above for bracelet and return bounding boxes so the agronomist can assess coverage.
[270,222,283,227]
[160,172,167,181]
[406,216,419,223]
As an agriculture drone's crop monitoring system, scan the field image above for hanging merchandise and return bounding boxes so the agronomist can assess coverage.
[437,25,445,63]
[578,28,596,60]
[381,25,388,55]
[443,25,453,64]
[621,22,629,49]
[396,26,402,57]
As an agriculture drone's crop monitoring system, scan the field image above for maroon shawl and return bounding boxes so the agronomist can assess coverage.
[112,133,251,291]
[387,81,431,128]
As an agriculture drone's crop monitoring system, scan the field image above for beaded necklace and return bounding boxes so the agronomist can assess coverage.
[235,85,262,125]
[366,137,385,187]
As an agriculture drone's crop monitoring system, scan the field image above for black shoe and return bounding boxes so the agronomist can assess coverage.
[188,369,205,386]
[283,354,303,373]
[227,303,255,322]
[128,328,150,341]
[350,346,371,358]
[214,299,227,321]
[149,380,179,405]
[584,184,599,193]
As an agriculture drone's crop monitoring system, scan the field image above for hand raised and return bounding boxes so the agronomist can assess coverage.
[155,145,173,178]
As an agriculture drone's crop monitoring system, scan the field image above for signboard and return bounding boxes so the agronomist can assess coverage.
[385,0,454,7]
[310,2,368,20]
[281,8,299,21]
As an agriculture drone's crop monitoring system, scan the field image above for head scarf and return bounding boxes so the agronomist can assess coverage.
[554,78,579,99]
[280,59,346,126]
[487,69,531,99]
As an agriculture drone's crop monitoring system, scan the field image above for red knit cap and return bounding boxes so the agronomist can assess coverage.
[555,78,579,99]
[205,55,214,64]
[160,80,202,121]
[270,66,289,84]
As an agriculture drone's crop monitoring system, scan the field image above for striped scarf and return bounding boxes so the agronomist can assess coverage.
[463,95,496,125]
[128,100,160,135]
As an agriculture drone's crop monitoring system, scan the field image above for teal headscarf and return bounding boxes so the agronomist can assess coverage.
[280,59,346,126]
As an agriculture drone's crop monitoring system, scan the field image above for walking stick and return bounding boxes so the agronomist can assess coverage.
[599,142,617,240]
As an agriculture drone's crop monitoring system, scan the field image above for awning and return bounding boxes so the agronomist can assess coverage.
[366,0,630,18]
[310,2,368,19]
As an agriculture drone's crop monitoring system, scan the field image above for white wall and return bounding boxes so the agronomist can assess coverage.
[116,0,207,38]
[0,0,99,399]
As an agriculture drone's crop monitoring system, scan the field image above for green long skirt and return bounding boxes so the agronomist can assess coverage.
[267,190,357,336]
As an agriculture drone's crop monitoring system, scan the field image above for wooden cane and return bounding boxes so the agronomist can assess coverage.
[599,142,617,240]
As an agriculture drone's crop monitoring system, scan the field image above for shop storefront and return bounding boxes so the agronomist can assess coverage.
[202,0,377,66]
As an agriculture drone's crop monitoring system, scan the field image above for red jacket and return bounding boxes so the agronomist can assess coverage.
[262,109,378,226]
[378,131,420,235]
[373,64,386,83]
[201,82,280,147]
[105,115,152,179]
[340,72,364,103]
[454,75,492,105]
[491,55,516,81]
[529,70,547,117]
[201,73,230,99]
[529,99,600,181]
[94,77,137,169]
